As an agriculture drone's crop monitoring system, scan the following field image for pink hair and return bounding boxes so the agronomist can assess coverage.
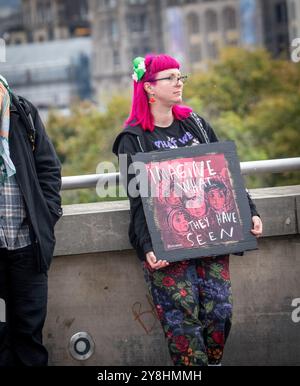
[125,54,192,132]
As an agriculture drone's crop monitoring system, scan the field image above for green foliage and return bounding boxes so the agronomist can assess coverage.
[47,96,130,204]
[46,47,300,204]
[184,47,300,187]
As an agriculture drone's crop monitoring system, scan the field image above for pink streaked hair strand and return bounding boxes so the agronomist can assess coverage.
[125,53,192,132]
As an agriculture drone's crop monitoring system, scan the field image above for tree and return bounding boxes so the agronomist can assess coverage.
[47,95,130,204]
[46,48,300,204]
[184,47,300,187]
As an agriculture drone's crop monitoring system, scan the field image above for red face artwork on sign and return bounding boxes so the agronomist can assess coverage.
[133,141,257,262]
[147,153,243,252]
[207,188,226,211]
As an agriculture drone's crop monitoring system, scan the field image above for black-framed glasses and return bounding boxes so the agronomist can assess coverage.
[149,74,188,85]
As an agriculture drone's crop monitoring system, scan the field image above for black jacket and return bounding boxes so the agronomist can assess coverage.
[113,114,259,261]
[9,97,62,272]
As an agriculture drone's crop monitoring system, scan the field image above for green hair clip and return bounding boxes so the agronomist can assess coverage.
[132,56,146,82]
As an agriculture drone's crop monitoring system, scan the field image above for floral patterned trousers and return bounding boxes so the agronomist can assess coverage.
[143,255,232,366]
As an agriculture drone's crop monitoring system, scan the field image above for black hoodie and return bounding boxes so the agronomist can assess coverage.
[112,114,259,261]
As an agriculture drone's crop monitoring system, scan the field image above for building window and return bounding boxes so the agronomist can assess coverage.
[131,45,150,58]
[205,10,218,33]
[113,50,120,66]
[289,1,296,20]
[190,44,202,63]
[207,41,218,59]
[187,12,200,35]
[127,13,148,33]
[57,2,66,22]
[223,7,236,30]
[275,2,288,24]
[79,2,88,19]
[107,19,119,40]
[36,0,52,23]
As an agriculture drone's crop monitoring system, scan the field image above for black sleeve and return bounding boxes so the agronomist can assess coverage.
[201,115,260,218]
[118,135,153,258]
[31,104,63,226]
[245,190,259,217]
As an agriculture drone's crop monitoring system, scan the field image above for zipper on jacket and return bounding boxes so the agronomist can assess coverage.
[190,112,210,144]
[14,175,41,272]
[137,136,145,152]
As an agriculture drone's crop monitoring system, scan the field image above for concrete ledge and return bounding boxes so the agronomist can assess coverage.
[54,185,300,256]
[46,236,300,366]
[55,201,131,256]
[46,185,300,366]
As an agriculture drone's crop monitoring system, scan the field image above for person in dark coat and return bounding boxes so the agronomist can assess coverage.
[0,76,62,366]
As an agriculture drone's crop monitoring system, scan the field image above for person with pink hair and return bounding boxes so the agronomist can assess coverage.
[113,54,263,366]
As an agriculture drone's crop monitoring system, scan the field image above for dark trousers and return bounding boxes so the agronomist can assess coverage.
[0,244,48,366]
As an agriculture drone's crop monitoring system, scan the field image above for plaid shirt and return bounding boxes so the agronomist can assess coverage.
[0,157,31,250]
